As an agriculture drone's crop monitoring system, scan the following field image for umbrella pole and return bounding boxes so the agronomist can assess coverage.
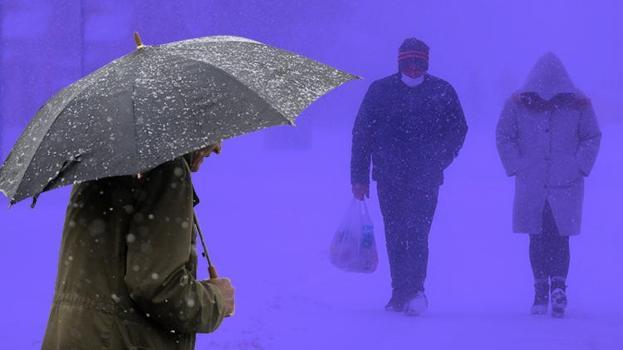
[193,214,218,279]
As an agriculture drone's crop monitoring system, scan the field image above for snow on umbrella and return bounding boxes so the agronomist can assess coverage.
[0,33,358,206]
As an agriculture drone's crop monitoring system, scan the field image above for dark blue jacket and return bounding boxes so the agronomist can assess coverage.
[351,73,467,186]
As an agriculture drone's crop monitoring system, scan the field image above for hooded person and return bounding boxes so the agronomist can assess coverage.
[351,37,468,316]
[42,144,234,350]
[496,53,601,317]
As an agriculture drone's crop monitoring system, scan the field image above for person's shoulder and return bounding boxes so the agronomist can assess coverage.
[425,74,456,92]
[144,157,190,182]
[570,91,592,110]
[376,73,400,84]
[369,74,400,89]
[72,173,137,204]
[79,172,136,189]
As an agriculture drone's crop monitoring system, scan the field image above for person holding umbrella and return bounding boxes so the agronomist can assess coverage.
[0,34,356,349]
[42,143,234,349]
[496,53,601,318]
[351,38,468,316]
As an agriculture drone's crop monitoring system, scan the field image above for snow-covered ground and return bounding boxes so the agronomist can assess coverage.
[1,124,622,349]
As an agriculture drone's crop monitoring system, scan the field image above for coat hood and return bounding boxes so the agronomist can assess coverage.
[520,52,580,99]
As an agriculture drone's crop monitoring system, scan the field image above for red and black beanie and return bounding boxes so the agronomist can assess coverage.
[398,38,430,72]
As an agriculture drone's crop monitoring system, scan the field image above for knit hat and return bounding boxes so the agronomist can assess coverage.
[398,38,429,72]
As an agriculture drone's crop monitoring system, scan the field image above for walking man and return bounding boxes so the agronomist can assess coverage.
[351,38,468,316]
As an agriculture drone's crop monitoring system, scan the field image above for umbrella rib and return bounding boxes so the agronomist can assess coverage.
[9,78,103,202]
[9,59,128,203]
[158,50,293,125]
[130,60,142,172]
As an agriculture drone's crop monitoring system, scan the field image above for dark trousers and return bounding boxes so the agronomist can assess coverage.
[377,181,439,298]
[529,201,570,288]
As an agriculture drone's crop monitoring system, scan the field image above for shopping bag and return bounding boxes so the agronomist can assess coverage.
[329,199,378,273]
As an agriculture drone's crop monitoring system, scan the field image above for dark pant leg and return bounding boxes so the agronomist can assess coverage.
[531,202,570,286]
[548,237,569,283]
[529,234,549,282]
[541,202,570,288]
[530,202,558,282]
[402,186,438,293]
[377,181,409,296]
[377,181,439,298]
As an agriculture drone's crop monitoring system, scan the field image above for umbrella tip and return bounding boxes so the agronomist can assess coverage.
[134,32,145,49]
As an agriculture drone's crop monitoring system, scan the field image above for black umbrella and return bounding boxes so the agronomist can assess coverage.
[0,33,358,206]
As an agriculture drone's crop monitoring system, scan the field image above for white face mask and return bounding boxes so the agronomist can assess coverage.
[401,74,425,87]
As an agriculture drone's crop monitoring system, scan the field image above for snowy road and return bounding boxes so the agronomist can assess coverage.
[1,125,621,349]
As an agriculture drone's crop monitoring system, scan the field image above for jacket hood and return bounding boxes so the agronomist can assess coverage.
[520,52,579,99]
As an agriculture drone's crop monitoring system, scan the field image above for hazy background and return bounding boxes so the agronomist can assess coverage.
[1,1,621,349]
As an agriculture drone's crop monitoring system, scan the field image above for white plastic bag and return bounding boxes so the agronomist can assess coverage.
[329,199,378,273]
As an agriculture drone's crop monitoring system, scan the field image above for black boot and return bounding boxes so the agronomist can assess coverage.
[531,280,549,315]
[550,276,567,318]
[385,292,408,312]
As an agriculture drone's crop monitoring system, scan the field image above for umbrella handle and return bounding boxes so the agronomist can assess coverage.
[194,213,219,279]
[208,265,219,279]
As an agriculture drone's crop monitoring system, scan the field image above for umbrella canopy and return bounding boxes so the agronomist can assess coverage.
[0,34,357,205]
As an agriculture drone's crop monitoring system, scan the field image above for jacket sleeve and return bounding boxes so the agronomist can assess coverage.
[351,83,378,185]
[576,101,601,176]
[496,98,524,177]
[124,159,225,334]
[431,85,468,170]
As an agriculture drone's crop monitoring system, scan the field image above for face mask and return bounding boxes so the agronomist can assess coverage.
[401,73,425,87]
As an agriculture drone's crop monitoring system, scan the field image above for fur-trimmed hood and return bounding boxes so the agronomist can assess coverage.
[519,52,581,100]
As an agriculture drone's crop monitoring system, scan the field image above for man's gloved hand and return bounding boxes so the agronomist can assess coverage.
[203,278,235,317]
[352,183,370,201]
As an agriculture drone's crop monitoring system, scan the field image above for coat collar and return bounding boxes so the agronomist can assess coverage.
[513,92,591,112]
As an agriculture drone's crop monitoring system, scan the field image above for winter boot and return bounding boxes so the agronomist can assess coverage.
[385,293,408,312]
[530,280,549,315]
[550,277,568,318]
[404,291,428,316]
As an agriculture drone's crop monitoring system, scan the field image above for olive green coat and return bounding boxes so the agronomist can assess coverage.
[42,158,225,350]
